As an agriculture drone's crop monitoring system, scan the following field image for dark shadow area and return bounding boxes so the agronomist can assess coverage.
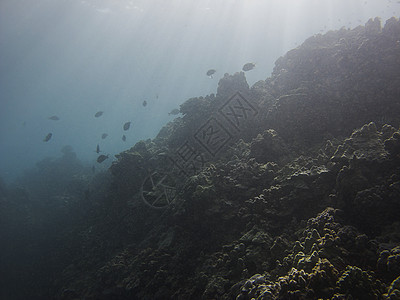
[0,146,112,300]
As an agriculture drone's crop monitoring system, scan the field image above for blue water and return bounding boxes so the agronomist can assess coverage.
[1,0,398,183]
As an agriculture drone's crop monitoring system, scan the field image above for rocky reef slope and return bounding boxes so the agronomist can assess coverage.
[2,17,400,300]
[58,17,400,300]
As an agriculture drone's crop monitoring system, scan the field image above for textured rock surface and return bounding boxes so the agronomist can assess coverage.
[1,18,400,300]
[55,17,400,300]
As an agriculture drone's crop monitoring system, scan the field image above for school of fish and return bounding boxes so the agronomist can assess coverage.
[41,63,255,168]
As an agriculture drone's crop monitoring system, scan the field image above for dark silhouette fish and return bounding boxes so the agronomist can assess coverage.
[122,135,126,141]
[242,62,255,71]
[48,115,60,120]
[101,133,108,139]
[168,108,180,115]
[92,165,95,173]
[95,111,104,118]
[142,100,147,107]
[206,69,216,78]
[96,144,100,153]
[123,122,131,131]
[43,133,52,142]
[97,154,109,163]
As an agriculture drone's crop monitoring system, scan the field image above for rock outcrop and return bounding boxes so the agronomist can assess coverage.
[55,17,400,299]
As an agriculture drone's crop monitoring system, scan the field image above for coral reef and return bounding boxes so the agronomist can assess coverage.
[53,17,400,300]
[2,18,400,299]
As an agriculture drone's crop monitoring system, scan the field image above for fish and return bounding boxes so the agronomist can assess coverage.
[142,100,147,107]
[206,69,216,78]
[122,135,126,141]
[92,165,95,173]
[48,115,60,120]
[43,133,52,142]
[101,133,108,139]
[96,144,100,153]
[123,122,131,131]
[95,111,104,118]
[97,154,109,163]
[168,108,180,115]
[242,62,256,71]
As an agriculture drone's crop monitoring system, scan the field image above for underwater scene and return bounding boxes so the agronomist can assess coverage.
[1,0,400,299]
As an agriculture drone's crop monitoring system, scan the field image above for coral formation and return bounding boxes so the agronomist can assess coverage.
[52,17,400,299]
[1,17,400,299]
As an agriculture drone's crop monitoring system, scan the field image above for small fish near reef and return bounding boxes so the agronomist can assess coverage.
[122,135,126,142]
[242,62,255,71]
[43,133,52,142]
[142,100,147,107]
[48,115,59,121]
[96,144,101,153]
[101,133,108,139]
[95,111,104,118]
[168,108,180,116]
[206,69,216,78]
[97,154,109,163]
[123,122,131,131]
